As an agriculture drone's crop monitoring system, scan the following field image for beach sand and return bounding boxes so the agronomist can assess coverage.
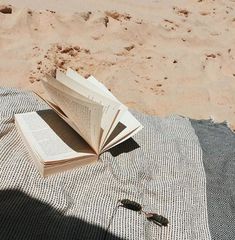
[1,0,235,128]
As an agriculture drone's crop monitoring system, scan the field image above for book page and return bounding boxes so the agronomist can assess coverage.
[87,75,119,101]
[41,78,103,153]
[37,96,85,138]
[66,69,117,101]
[102,126,142,152]
[102,113,143,152]
[59,69,122,126]
[43,155,98,177]
[15,111,96,162]
[86,75,143,150]
[64,69,127,149]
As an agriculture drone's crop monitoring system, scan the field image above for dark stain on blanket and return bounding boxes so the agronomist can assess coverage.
[0,189,125,240]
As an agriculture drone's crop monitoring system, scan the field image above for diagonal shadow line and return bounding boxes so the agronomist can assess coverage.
[0,189,125,240]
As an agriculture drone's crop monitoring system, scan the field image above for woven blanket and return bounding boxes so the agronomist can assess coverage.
[0,88,234,240]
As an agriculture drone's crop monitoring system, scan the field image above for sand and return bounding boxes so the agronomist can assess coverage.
[1,0,235,129]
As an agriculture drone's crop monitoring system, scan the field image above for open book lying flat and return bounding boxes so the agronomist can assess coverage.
[15,68,143,177]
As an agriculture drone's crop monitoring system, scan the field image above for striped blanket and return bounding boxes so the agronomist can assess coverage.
[0,88,234,240]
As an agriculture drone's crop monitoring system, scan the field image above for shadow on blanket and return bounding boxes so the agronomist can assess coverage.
[108,138,140,157]
[0,189,124,240]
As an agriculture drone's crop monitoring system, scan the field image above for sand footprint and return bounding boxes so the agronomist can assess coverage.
[124,44,135,51]
[80,11,92,21]
[0,5,12,14]
[161,19,180,31]
[105,11,131,21]
[173,7,190,17]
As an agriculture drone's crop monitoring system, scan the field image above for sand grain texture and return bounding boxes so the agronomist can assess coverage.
[0,0,235,128]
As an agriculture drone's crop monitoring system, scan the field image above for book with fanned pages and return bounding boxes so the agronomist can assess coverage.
[15,68,143,177]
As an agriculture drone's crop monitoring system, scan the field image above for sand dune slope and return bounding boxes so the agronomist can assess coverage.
[0,1,235,128]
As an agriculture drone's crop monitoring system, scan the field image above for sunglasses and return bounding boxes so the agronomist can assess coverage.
[104,198,169,239]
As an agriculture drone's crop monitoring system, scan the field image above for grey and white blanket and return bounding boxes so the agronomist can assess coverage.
[0,88,234,240]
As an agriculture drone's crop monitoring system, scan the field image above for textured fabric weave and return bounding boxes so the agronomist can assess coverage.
[0,88,211,240]
[191,119,235,240]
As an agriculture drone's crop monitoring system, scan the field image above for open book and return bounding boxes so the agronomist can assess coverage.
[15,68,143,177]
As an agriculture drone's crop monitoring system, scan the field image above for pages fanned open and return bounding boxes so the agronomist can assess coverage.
[15,68,143,177]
